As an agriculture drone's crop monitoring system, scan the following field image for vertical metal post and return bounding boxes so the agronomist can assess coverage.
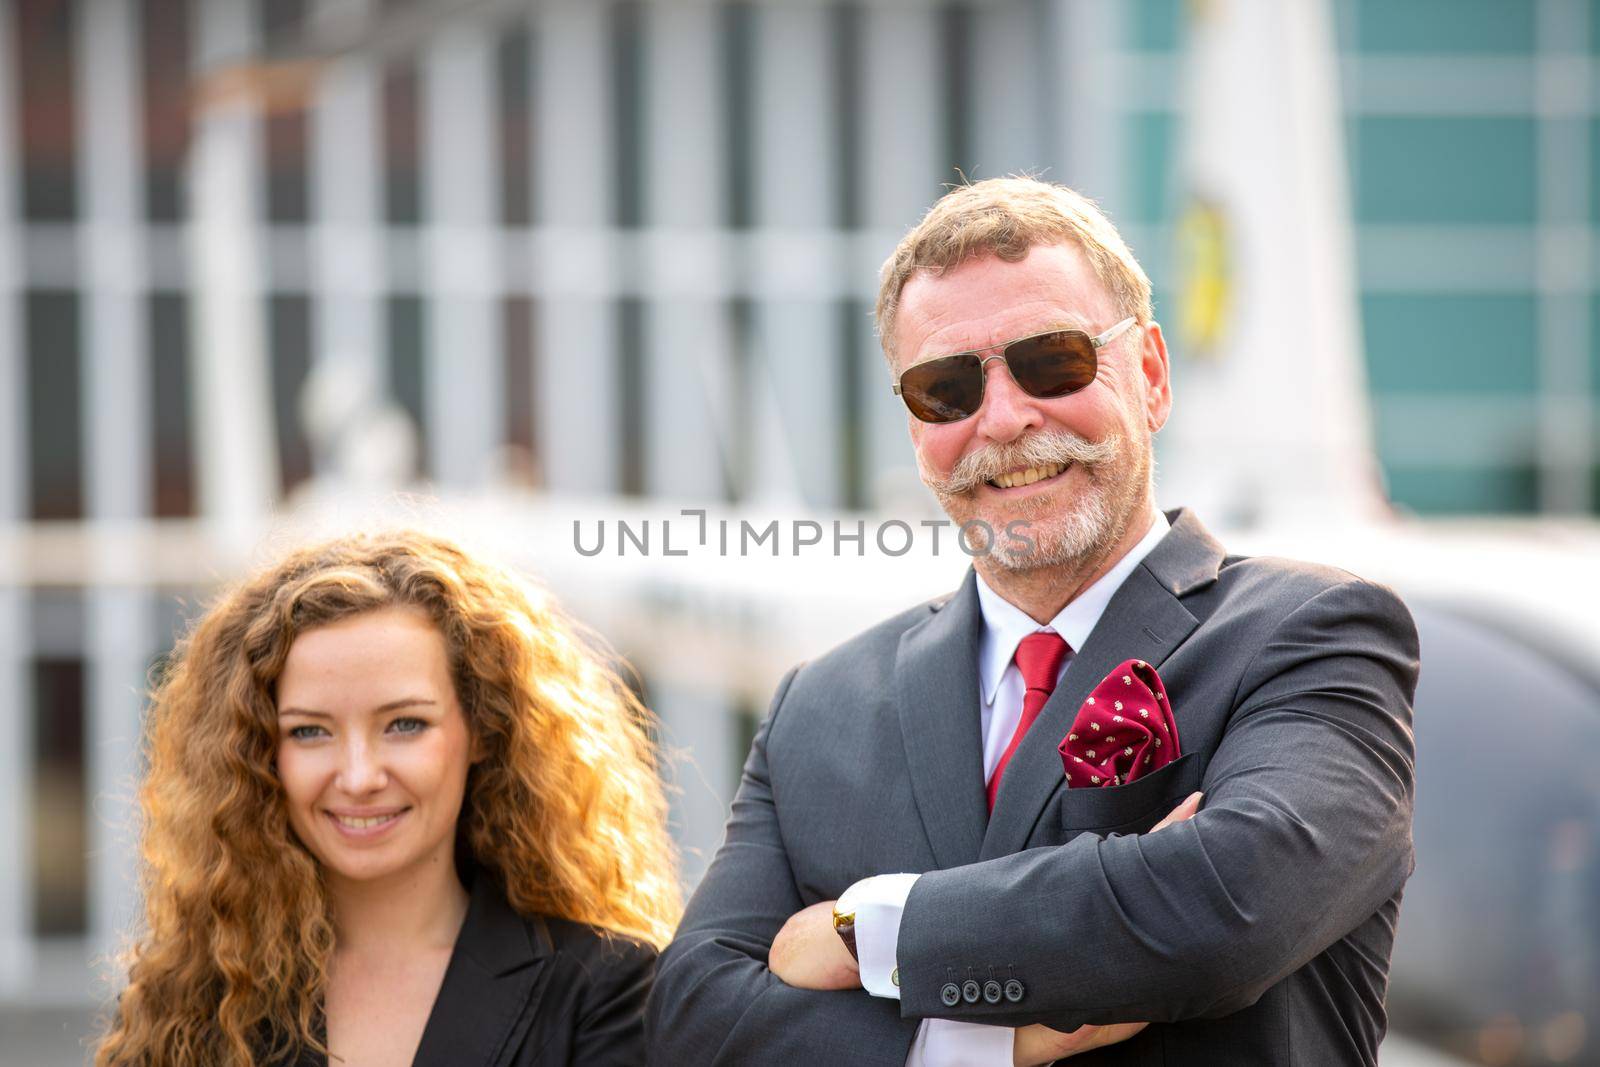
[310,0,389,480]
[421,16,503,488]
[189,0,278,549]
[533,0,621,494]
[1535,0,1594,513]
[77,0,152,968]
[858,5,942,507]
[642,2,729,502]
[751,5,837,508]
[0,0,31,998]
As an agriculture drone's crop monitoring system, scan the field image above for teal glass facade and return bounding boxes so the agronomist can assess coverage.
[1125,0,1598,515]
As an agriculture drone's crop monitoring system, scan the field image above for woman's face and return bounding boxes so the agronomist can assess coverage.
[275,606,475,887]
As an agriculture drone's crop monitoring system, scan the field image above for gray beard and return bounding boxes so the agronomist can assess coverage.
[925,428,1150,574]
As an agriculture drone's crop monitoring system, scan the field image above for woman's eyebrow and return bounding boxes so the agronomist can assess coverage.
[277,698,437,718]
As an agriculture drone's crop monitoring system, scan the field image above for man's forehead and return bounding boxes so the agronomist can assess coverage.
[894,248,1114,363]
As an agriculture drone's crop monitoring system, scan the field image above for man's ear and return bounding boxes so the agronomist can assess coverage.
[1138,320,1173,433]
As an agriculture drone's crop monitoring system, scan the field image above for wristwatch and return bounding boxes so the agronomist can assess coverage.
[831,903,859,961]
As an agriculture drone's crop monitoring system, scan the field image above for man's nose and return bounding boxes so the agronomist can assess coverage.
[972,357,1044,443]
[335,738,388,795]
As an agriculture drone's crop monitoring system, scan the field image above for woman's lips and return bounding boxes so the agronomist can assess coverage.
[324,807,410,840]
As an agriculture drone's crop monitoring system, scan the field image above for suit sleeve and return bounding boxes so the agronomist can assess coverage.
[647,667,921,1066]
[895,579,1420,1029]
[572,937,656,1067]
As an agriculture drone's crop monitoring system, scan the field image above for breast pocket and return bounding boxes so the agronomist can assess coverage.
[1056,752,1204,836]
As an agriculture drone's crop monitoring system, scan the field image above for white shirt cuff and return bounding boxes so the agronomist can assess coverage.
[907,1018,1017,1067]
[837,872,920,999]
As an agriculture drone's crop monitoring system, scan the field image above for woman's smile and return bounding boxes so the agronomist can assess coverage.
[325,806,412,839]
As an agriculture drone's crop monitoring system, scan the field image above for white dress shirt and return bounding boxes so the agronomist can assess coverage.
[842,509,1172,1067]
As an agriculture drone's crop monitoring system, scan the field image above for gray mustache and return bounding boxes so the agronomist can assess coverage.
[927,430,1122,497]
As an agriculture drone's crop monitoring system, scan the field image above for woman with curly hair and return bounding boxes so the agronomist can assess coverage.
[96,530,681,1067]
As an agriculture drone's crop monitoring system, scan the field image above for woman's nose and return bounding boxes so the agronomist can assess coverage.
[335,738,388,794]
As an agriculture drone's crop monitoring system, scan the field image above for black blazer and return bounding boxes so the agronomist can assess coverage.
[271,871,657,1067]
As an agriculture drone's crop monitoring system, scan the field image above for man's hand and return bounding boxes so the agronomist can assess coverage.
[770,900,862,990]
[1150,790,1203,833]
[1014,1021,1150,1065]
[1012,791,1204,1066]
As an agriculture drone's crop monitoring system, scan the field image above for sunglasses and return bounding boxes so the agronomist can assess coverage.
[892,317,1137,424]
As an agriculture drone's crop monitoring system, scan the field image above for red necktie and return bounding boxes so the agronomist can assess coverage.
[987,632,1072,812]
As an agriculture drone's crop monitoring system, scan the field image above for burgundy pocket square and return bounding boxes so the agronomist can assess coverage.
[1058,659,1181,788]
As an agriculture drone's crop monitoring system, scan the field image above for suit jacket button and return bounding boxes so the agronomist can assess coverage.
[961,979,981,1004]
[941,982,962,1007]
[1004,978,1025,1003]
[983,980,1003,1004]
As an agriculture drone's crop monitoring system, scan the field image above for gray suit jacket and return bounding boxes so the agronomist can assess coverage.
[650,508,1419,1066]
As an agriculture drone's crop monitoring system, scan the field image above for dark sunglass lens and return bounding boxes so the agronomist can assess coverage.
[900,354,984,423]
[1007,332,1097,399]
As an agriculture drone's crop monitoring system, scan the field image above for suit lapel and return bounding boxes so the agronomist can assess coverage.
[980,509,1226,860]
[412,872,548,1067]
[895,570,989,870]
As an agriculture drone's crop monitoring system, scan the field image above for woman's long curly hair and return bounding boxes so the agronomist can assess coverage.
[96,530,680,1067]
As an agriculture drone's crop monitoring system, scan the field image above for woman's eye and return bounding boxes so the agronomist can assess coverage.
[388,717,428,735]
[287,724,328,741]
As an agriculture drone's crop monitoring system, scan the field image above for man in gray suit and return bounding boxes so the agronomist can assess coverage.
[649,177,1418,1066]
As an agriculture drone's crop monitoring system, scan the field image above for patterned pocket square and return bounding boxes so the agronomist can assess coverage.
[1058,659,1181,787]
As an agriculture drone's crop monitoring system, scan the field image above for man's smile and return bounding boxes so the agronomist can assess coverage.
[984,461,1073,493]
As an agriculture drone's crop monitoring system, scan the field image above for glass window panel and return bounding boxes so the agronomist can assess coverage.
[26,291,83,520]
[1362,293,1538,394]
[721,3,754,230]
[617,296,644,495]
[142,0,191,223]
[503,295,538,485]
[17,0,78,221]
[611,2,644,228]
[1356,117,1536,225]
[387,295,427,479]
[838,298,867,510]
[1127,0,1183,51]
[498,22,532,228]
[1590,118,1600,226]
[149,292,194,517]
[1125,111,1175,226]
[1590,293,1600,401]
[940,5,973,181]
[383,60,422,226]
[1356,0,1536,54]
[832,3,862,231]
[1384,464,1539,515]
[261,0,309,223]
[268,294,313,494]
[31,654,87,937]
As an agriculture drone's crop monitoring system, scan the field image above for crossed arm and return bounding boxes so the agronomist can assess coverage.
[766,793,1204,1065]
[648,580,1418,1064]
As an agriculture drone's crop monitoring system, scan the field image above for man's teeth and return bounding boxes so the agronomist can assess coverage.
[335,812,402,829]
[990,462,1068,490]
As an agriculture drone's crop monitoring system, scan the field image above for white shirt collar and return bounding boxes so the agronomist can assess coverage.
[974,508,1172,705]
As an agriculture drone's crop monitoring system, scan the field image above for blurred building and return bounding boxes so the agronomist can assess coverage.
[0,3,1596,1062]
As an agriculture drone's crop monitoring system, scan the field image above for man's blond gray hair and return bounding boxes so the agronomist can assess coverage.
[875,177,1153,365]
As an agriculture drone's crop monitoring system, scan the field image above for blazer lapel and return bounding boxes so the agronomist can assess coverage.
[412,872,549,1067]
[980,508,1226,860]
[895,569,989,870]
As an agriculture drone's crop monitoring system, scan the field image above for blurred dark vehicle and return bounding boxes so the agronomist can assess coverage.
[1386,602,1600,1066]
